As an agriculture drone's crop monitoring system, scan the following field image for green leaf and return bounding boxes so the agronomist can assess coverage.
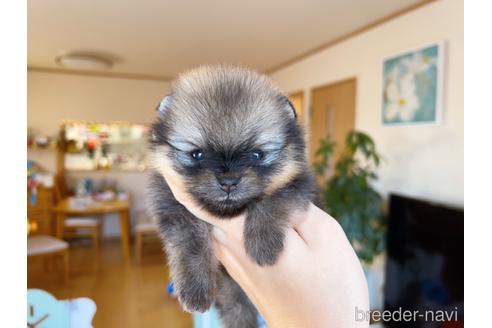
[316,130,386,264]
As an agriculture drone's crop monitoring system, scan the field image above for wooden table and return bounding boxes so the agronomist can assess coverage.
[54,198,131,261]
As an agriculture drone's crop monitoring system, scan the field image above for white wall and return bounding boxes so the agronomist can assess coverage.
[28,71,170,236]
[270,0,463,207]
[28,71,170,140]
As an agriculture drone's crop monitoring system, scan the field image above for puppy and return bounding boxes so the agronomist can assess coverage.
[147,65,316,327]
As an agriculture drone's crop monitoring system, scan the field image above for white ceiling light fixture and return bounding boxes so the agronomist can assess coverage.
[56,53,113,70]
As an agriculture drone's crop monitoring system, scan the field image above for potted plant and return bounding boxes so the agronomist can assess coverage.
[314,130,386,308]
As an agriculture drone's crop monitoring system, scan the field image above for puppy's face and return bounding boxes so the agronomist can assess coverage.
[151,66,305,216]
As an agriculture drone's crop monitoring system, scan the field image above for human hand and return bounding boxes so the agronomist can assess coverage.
[161,168,369,328]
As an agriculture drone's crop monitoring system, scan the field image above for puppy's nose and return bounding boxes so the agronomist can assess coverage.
[218,176,240,193]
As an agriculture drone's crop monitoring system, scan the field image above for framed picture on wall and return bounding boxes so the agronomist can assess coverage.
[381,41,444,125]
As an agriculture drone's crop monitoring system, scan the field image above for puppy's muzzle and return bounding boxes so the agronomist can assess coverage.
[216,174,241,193]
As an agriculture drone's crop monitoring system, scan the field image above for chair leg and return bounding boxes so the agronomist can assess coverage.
[135,231,142,264]
[93,226,100,251]
[63,250,69,285]
[97,216,102,249]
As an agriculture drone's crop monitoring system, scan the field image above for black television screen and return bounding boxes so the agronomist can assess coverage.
[384,194,463,327]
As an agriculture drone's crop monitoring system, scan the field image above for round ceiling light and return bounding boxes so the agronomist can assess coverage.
[56,53,113,70]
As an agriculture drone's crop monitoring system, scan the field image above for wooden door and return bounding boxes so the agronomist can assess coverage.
[309,79,356,171]
[288,91,304,121]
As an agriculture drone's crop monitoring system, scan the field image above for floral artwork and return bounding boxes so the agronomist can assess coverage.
[382,43,443,125]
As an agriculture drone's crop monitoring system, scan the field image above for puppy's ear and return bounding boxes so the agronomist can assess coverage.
[156,95,172,116]
[279,95,297,120]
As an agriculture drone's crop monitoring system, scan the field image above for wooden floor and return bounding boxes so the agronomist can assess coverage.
[27,239,193,328]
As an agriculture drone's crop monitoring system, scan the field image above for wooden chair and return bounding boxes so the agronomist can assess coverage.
[135,212,159,263]
[27,186,57,235]
[63,217,101,250]
[27,180,70,284]
[53,174,102,249]
[27,235,69,284]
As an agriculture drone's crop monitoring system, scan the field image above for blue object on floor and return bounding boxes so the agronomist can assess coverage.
[166,281,175,296]
[193,308,267,328]
[168,279,265,327]
[193,308,222,328]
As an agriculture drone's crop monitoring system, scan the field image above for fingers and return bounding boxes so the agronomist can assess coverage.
[288,203,322,245]
[212,226,244,257]
[291,203,343,248]
[212,225,253,279]
[213,224,308,270]
[212,234,263,308]
[212,228,248,282]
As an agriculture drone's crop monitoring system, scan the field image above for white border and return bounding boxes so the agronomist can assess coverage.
[465,1,492,325]
[380,40,446,127]
[0,0,26,326]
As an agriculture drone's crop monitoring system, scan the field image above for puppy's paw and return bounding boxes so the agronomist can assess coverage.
[244,227,285,266]
[177,286,214,313]
[176,278,216,313]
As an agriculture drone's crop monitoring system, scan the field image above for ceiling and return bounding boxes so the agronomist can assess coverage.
[28,0,427,79]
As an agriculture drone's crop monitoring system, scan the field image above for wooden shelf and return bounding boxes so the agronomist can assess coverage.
[28,146,57,151]
[65,168,148,173]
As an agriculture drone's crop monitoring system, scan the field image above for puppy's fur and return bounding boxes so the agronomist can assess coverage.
[147,65,316,327]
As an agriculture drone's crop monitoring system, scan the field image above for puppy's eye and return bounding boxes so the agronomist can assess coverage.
[190,150,204,161]
[251,150,263,161]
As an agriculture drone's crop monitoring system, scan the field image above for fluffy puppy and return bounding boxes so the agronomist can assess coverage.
[147,65,316,328]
